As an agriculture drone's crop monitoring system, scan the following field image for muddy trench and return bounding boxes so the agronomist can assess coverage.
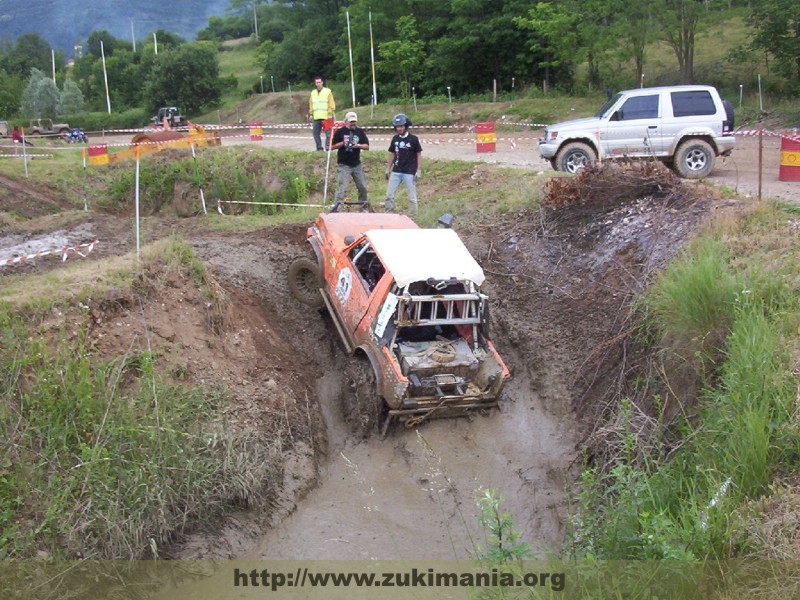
[168,174,720,560]
[0,164,724,560]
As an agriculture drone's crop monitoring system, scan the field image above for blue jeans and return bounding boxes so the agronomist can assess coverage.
[333,163,368,206]
[312,120,331,151]
[384,172,418,216]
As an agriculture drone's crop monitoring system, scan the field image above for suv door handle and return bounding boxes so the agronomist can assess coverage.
[648,125,658,129]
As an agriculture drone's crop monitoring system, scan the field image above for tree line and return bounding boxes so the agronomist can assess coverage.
[221,0,798,101]
[0,0,796,123]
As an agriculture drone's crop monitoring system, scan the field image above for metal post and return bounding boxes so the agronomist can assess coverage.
[412,87,417,112]
[260,75,264,94]
[758,128,762,202]
[447,86,452,114]
[739,84,743,107]
[270,75,274,92]
[758,74,763,111]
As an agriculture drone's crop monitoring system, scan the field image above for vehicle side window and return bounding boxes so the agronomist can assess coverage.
[618,95,659,120]
[349,242,385,293]
[671,91,716,117]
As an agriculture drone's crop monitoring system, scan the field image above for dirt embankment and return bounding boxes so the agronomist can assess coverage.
[0,158,742,560]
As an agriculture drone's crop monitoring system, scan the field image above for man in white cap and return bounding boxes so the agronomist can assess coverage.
[329,111,370,212]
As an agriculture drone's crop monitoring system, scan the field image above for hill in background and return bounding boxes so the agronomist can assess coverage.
[0,0,230,55]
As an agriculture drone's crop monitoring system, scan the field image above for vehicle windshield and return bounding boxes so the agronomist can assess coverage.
[594,93,622,118]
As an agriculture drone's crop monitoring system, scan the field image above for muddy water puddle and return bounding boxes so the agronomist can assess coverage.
[250,367,575,560]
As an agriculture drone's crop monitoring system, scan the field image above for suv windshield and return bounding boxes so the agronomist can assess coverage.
[594,93,622,118]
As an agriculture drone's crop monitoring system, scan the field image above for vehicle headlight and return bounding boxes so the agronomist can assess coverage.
[548,130,558,141]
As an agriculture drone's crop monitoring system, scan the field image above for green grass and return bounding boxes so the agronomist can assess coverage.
[569,204,800,561]
[217,37,262,108]
[0,241,280,559]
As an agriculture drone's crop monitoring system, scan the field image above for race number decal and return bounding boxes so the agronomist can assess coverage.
[374,293,398,338]
[335,267,353,305]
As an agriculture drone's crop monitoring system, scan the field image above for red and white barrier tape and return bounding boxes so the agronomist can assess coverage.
[735,129,800,142]
[1,240,98,267]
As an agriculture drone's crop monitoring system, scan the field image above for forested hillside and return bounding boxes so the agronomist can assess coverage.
[0,0,228,54]
[0,0,797,126]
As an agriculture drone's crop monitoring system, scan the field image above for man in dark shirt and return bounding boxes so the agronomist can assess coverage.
[384,113,423,217]
[330,111,370,212]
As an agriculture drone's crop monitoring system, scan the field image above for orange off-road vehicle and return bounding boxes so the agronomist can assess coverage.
[288,212,509,433]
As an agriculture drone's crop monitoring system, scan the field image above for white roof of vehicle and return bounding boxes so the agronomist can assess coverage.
[366,228,485,288]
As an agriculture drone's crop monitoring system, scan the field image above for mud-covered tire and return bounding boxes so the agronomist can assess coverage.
[673,139,715,179]
[555,142,596,174]
[288,256,323,308]
[342,356,379,438]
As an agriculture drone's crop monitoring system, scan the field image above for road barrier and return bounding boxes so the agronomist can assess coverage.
[779,136,800,182]
[87,144,109,165]
[475,122,496,153]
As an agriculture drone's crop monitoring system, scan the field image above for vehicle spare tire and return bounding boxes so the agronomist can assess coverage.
[722,99,735,133]
[288,256,323,308]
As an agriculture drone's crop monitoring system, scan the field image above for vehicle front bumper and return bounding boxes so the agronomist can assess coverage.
[538,140,559,159]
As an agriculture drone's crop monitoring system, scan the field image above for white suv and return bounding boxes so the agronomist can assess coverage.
[538,85,735,179]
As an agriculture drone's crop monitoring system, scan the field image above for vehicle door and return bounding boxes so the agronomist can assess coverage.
[601,92,663,158]
[333,240,384,337]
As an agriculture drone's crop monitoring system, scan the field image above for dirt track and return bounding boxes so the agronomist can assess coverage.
[95,124,799,203]
[211,127,799,203]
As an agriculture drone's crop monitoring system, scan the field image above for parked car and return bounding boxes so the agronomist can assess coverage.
[288,212,510,433]
[538,85,735,179]
[28,118,71,137]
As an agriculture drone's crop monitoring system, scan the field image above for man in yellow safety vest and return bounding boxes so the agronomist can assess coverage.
[308,76,336,151]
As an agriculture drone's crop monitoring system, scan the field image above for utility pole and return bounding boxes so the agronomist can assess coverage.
[253,2,258,37]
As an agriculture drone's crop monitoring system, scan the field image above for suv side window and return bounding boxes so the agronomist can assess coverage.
[671,91,716,117]
[349,242,385,292]
[617,94,659,120]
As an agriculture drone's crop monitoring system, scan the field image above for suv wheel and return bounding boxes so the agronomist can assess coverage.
[673,139,714,179]
[342,355,380,437]
[288,256,323,308]
[556,142,595,174]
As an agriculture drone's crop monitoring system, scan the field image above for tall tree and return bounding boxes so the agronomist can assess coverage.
[20,68,60,118]
[58,79,86,115]
[658,0,702,84]
[613,0,655,85]
[377,16,425,99]
[143,43,222,114]
[749,0,800,84]
[0,69,23,117]
[1,33,54,79]
[515,2,581,90]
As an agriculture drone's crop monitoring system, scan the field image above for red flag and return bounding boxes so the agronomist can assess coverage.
[322,117,335,131]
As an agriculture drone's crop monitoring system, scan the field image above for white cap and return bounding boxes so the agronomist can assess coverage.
[345,111,358,122]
